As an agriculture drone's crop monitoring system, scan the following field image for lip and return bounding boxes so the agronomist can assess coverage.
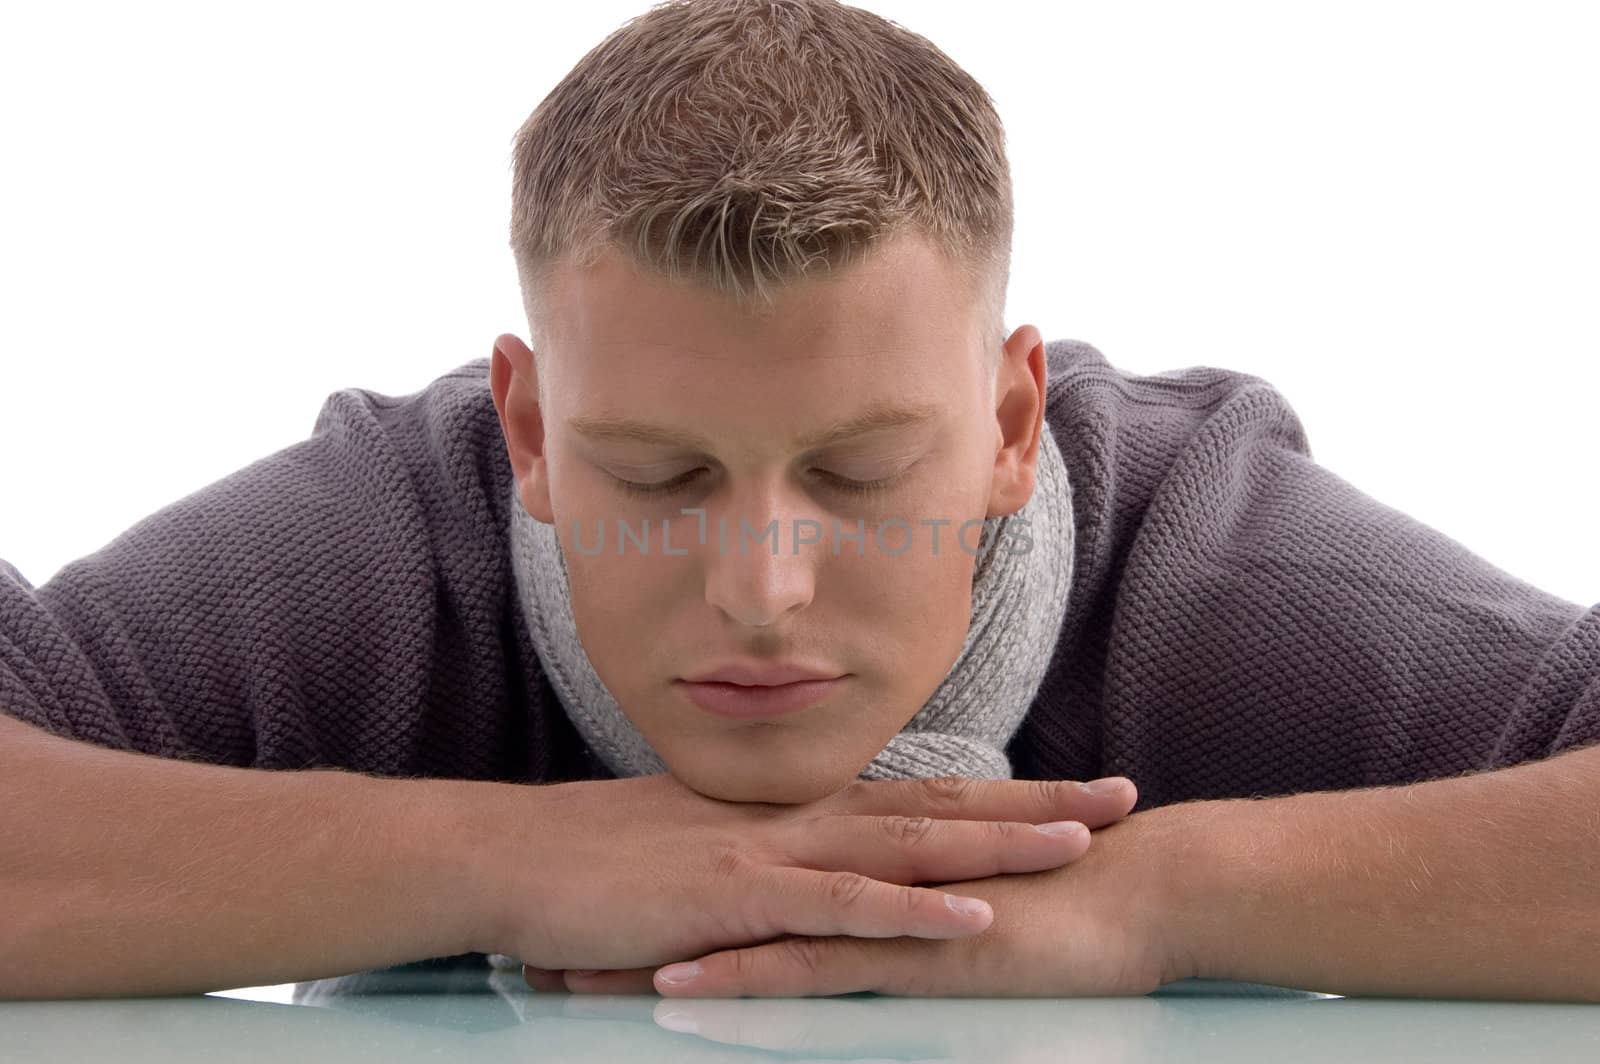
[682,661,847,686]
[677,677,847,720]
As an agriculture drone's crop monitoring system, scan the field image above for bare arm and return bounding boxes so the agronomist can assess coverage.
[1167,742,1600,1002]
[0,712,485,999]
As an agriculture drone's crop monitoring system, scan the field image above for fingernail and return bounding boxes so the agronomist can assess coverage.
[657,961,703,985]
[1080,776,1127,796]
[567,969,600,978]
[1034,820,1085,837]
[944,893,992,918]
[658,1009,700,1033]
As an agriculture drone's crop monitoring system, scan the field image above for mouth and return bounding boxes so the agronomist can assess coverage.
[675,677,847,720]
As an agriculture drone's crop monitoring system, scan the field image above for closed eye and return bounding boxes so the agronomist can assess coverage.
[609,468,907,499]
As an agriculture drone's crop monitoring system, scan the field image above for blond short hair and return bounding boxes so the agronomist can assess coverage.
[509,0,1013,376]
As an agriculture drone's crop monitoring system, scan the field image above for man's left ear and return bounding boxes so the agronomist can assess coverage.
[489,332,555,524]
[987,324,1047,518]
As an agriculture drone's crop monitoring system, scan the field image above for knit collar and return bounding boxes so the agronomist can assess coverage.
[509,418,1075,781]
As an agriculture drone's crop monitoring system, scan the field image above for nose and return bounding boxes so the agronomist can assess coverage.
[700,488,822,628]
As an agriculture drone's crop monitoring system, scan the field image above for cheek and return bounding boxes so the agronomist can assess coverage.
[840,518,979,600]
[831,541,976,665]
[561,554,678,676]
[568,554,657,613]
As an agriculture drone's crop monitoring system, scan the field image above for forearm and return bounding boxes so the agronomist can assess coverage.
[0,713,483,999]
[1166,743,1600,1002]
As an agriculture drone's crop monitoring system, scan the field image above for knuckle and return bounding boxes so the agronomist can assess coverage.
[881,814,937,846]
[920,774,975,808]
[705,847,766,936]
[826,870,874,909]
[708,843,756,884]
[778,935,827,979]
[729,943,760,980]
[1031,778,1060,809]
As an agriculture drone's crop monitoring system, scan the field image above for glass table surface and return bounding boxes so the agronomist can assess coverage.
[3,953,1598,1062]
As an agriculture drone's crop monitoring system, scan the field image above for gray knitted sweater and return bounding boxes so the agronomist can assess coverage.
[3,339,1596,811]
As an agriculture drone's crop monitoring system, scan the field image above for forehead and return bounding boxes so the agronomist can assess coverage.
[567,395,945,453]
[540,233,979,379]
[534,236,986,459]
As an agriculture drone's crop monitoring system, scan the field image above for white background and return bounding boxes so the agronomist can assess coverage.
[1,0,1595,1004]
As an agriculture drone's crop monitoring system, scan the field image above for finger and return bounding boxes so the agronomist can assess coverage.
[782,810,1093,884]
[751,863,1002,941]
[522,965,569,992]
[562,967,659,995]
[831,774,1138,829]
[653,935,919,999]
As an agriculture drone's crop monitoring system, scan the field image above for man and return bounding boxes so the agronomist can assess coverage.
[2,0,1596,1002]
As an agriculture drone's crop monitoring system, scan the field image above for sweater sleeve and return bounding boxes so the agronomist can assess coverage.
[1102,378,1600,807]
[0,363,522,775]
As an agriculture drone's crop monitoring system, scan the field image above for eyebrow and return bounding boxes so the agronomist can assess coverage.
[567,399,943,452]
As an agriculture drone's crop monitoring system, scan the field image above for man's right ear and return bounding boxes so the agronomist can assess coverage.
[489,333,555,524]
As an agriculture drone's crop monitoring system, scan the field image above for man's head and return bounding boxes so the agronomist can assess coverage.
[489,0,1047,804]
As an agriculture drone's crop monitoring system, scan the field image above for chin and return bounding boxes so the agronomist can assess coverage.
[671,758,858,807]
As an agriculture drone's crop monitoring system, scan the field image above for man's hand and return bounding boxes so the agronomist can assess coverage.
[534,744,1600,1003]
[479,771,1142,977]
[525,777,1178,997]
